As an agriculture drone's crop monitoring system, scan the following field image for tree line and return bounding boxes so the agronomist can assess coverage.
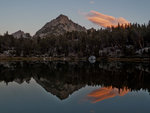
[0,21,150,57]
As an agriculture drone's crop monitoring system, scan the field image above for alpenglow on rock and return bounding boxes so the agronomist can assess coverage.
[34,14,87,38]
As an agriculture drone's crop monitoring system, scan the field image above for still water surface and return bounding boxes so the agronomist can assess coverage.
[0,61,150,113]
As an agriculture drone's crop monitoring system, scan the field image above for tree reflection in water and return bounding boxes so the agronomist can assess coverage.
[0,61,150,100]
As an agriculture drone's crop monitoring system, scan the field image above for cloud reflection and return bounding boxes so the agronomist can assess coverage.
[87,86,129,103]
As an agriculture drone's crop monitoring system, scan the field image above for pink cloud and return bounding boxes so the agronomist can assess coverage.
[86,10,130,28]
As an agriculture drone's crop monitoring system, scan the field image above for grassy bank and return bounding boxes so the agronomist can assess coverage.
[0,56,150,62]
[106,57,150,62]
[0,56,87,62]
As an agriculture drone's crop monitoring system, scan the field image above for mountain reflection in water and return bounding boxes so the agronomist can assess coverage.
[0,61,150,100]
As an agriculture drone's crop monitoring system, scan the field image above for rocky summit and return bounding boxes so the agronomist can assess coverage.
[34,14,87,38]
[12,30,31,39]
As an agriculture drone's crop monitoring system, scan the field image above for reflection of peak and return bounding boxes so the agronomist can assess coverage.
[34,77,85,100]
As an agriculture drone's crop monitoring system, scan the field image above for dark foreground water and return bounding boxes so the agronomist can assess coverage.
[0,61,150,113]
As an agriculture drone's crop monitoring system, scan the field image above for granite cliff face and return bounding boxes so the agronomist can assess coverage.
[34,14,86,38]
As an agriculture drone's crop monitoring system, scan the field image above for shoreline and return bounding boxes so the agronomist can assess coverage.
[0,56,150,62]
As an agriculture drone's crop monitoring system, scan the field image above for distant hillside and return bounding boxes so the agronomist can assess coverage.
[12,30,31,39]
[34,14,86,38]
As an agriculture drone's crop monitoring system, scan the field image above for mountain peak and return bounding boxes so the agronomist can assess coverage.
[12,30,31,39]
[56,14,69,20]
[34,14,86,38]
[15,30,24,34]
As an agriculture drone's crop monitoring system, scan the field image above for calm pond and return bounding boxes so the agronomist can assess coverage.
[0,61,150,113]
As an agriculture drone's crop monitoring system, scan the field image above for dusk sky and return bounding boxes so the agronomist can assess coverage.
[0,0,150,35]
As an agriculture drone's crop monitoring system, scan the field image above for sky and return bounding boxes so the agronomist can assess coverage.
[0,0,150,35]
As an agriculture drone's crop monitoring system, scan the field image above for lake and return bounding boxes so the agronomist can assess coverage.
[0,61,150,113]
